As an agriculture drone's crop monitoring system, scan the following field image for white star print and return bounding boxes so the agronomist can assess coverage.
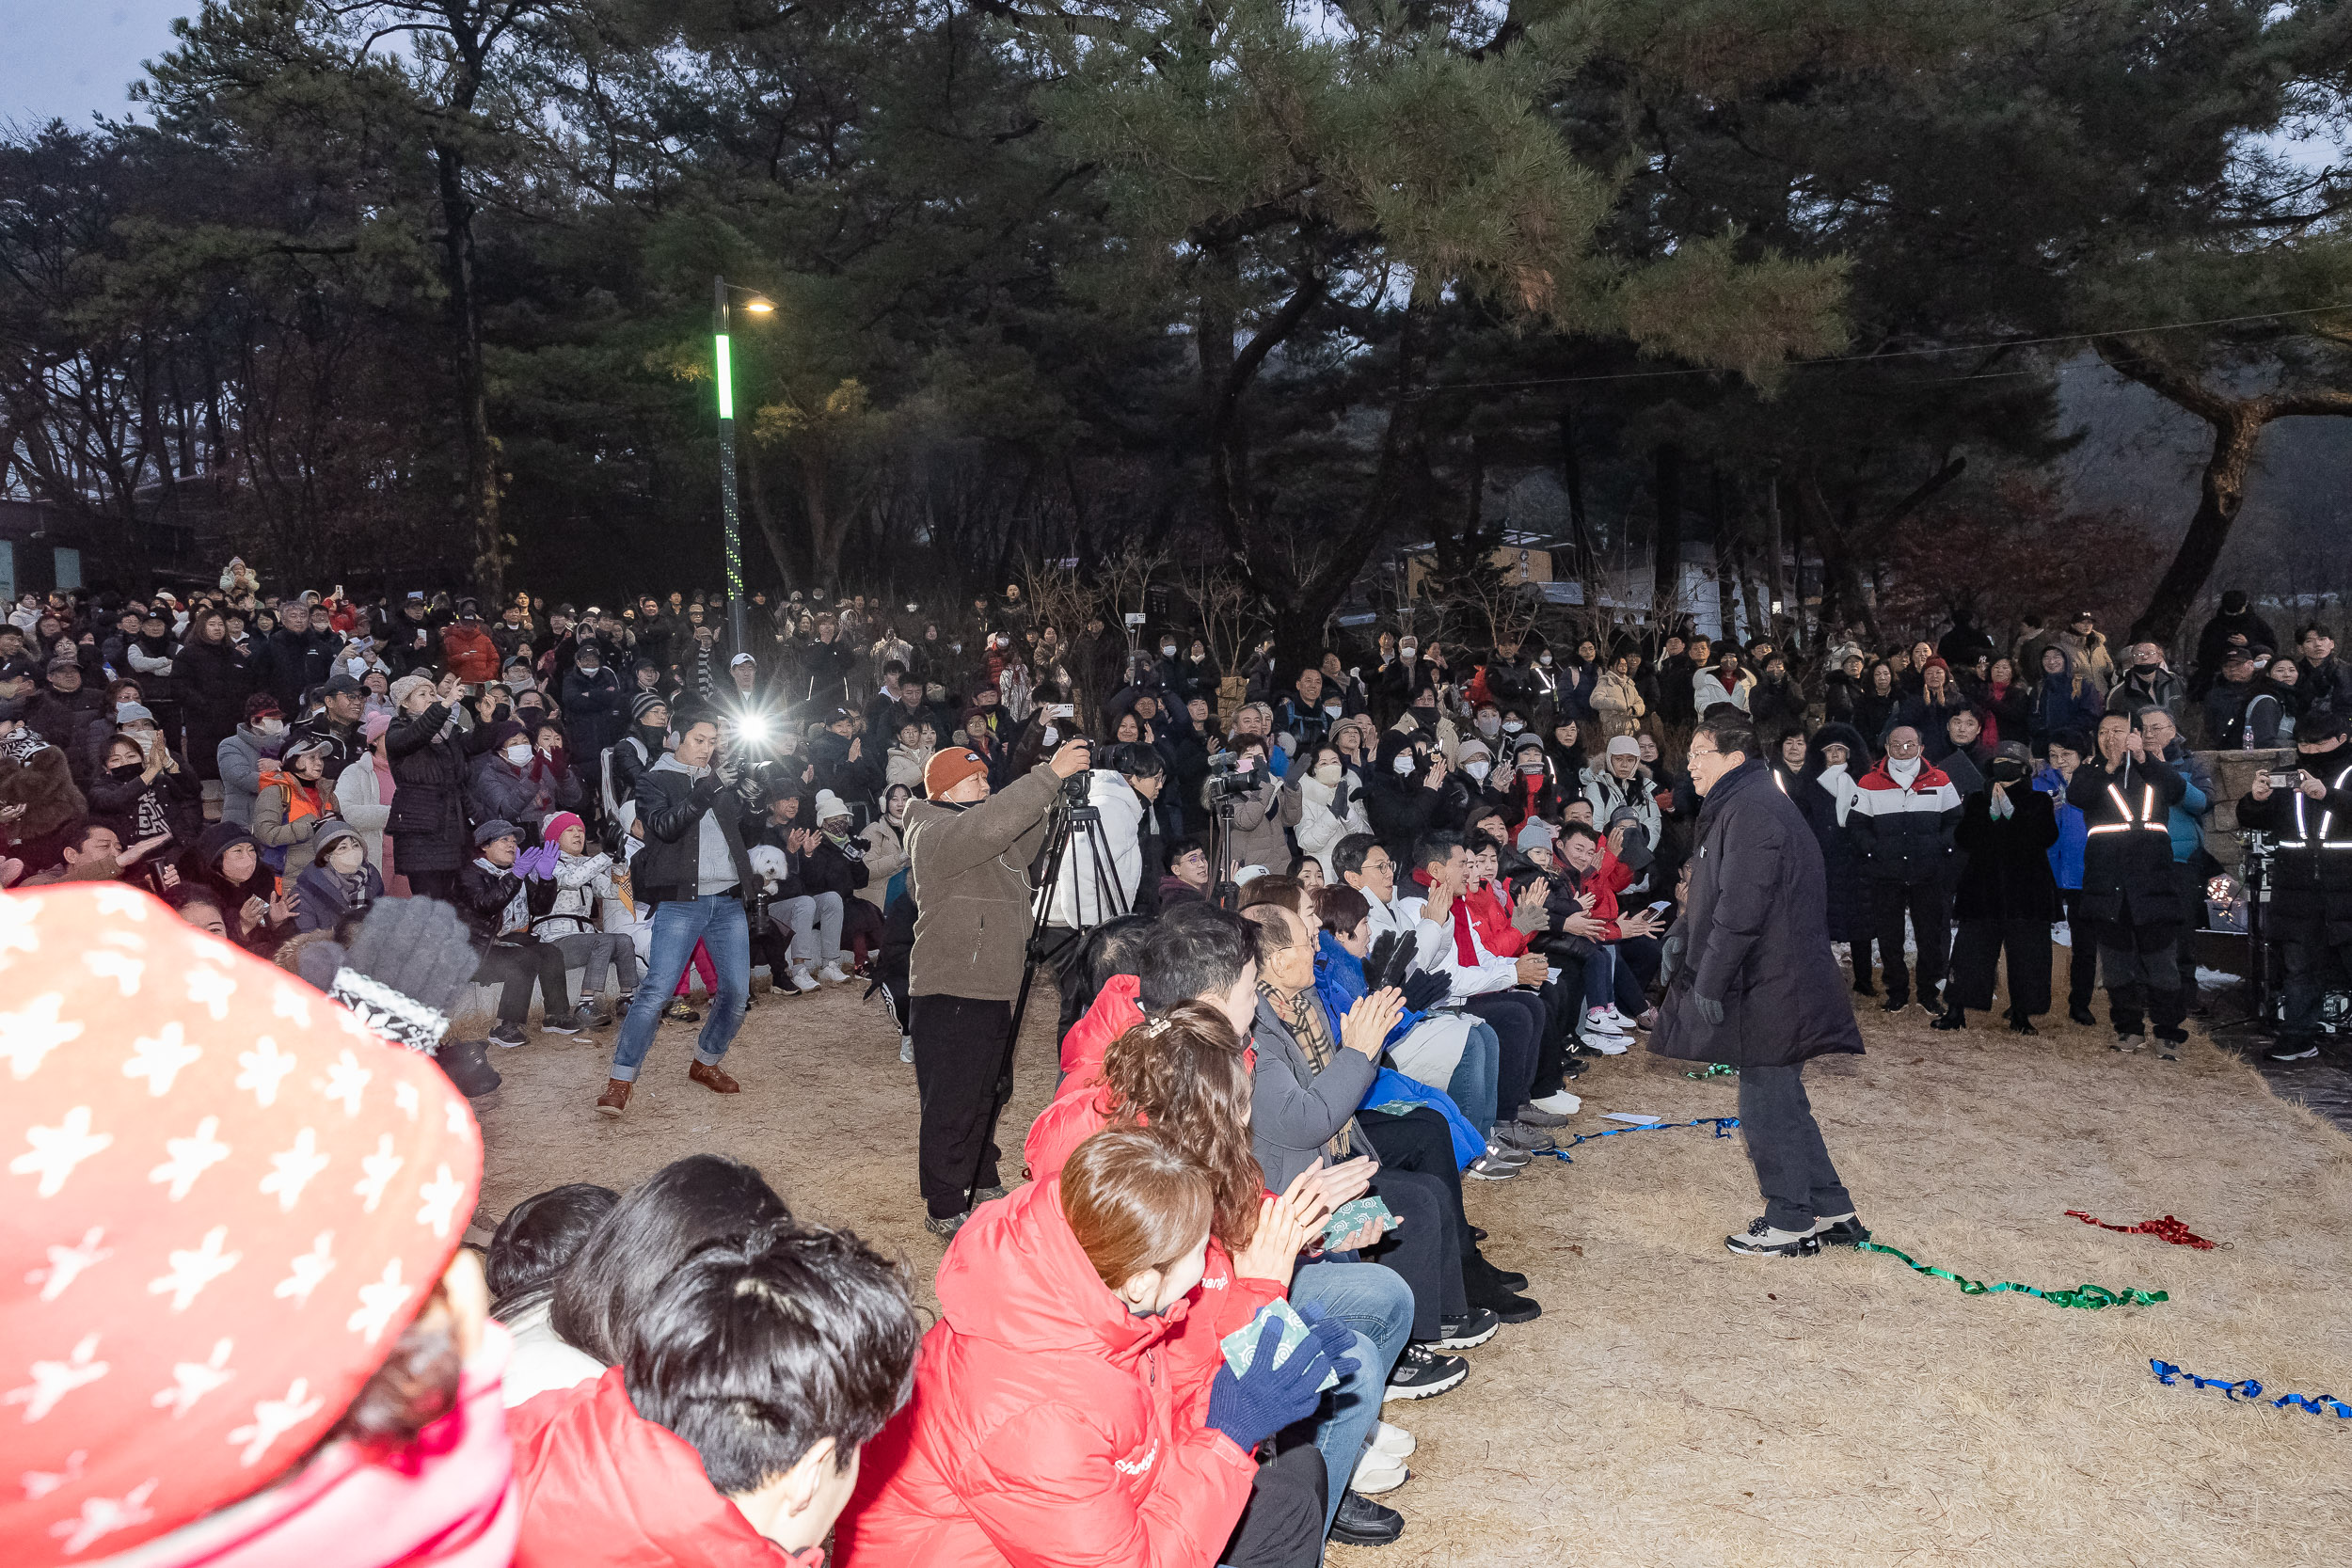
[123,1022,201,1096]
[47,1478,156,1555]
[445,1098,470,1137]
[414,1163,466,1238]
[10,1107,112,1198]
[393,1080,421,1121]
[89,884,150,921]
[272,985,313,1029]
[316,1051,372,1117]
[274,1231,336,1308]
[353,1135,404,1212]
[227,1380,323,1467]
[234,1037,296,1107]
[4,1334,109,1422]
[81,948,144,998]
[149,1117,230,1201]
[259,1129,328,1213]
[20,1448,87,1498]
[0,993,83,1081]
[0,894,38,958]
[25,1227,112,1302]
[151,1338,236,1418]
[185,964,237,1021]
[348,1259,411,1345]
[148,1226,242,1313]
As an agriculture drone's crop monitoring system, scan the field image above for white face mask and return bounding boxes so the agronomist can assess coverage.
[1400,646,1417,661]
[504,743,532,766]
[328,845,366,874]
[1475,716,1500,736]
[1502,720,1524,735]
[1391,752,1416,776]
[1313,762,1343,785]
[259,718,285,736]
[1540,653,1552,665]
[1323,702,1341,716]
[1161,643,1177,657]
[1467,759,1491,783]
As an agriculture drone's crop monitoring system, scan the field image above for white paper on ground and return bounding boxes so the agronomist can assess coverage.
[1604,1113,1663,1126]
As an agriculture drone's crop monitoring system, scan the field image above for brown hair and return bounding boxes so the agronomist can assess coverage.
[1100,1001,1265,1248]
[1237,873,1309,918]
[1060,1128,1215,1291]
[1314,885,1372,937]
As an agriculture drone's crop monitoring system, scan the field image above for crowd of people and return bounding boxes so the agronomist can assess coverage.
[5,561,2349,1567]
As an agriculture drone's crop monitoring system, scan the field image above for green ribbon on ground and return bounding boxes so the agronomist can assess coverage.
[1684,1063,1737,1080]
[1855,1241,2168,1310]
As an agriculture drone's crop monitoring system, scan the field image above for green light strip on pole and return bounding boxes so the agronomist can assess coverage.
[714,333,734,420]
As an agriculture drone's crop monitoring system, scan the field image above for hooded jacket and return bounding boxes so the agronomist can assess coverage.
[387,701,499,875]
[834,1180,1260,1568]
[508,1366,793,1568]
[1793,722,1872,943]
[1846,754,1961,886]
[1650,758,1865,1069]
[216,720,287,828]
[441,621,501,685]
[1951,782,2060,923]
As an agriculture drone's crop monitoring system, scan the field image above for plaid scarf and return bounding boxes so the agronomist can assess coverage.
[1261,981,1359,1162]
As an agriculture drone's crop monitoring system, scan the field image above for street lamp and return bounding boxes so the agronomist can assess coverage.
[712,275,776,654]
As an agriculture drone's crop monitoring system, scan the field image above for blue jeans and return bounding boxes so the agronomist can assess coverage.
[1289,1259,1412,1537]
[1443,1020,1502,1135]
[608,895,750,1081]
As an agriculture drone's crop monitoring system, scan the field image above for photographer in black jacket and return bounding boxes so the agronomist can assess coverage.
[2236,710,2352,1062]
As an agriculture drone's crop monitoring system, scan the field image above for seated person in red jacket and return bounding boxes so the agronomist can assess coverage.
[510,1223,919,1568]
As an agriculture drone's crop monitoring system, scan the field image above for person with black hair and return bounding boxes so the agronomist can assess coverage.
[2068,713,2191,1054]
[489,1183,622,1407]
[514,1222,920,1566]
[2232,710,2352,1062]
[1654,712,1868,1259]
[1045,740,1167,930]
[1159,833,1213,905]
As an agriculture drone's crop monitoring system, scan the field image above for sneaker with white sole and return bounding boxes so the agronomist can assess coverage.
[487,1022,528,1049]
[1528,1089,1581,1117]
[1431,1307,1500,1349]
[1594,1005,1636,1031]
[1464,1153,1519,1181]
[1371,1421,1416,1459]
[1484,1138,1532,1165]
[1724,1217,1821,1258]
[1351,1449,1410,1495]
[788,965,821,993]
[818,961,852,985]
[1383,1343,1468,1402]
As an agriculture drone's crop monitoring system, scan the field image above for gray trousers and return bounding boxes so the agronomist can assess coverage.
[551,930,638,997]
[1738,1062,1853,1234]
[771,891,845,967]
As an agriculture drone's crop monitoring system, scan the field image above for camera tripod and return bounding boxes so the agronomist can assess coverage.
[1007,770,1135,1051]
[2206,831,2276,1037]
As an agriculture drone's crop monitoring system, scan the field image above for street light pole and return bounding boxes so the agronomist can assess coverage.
[713,272,748,655]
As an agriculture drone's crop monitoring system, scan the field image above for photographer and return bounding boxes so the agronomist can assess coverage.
[905,732,1096,1236]
[1215,731,1293,875]
[2236,710,2352,1062]
[1045,741,1171,928]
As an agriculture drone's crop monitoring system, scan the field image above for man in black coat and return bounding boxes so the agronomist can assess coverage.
[1936,744,2058,1034]
[256,600,336,716]
[2066,713,2190,1053]
[1651,712,1867,1259]
[2234,709,2352,1063]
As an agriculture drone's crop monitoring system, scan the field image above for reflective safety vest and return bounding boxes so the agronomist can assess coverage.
[2275,763,2352,851]
[2086,783,2170,839]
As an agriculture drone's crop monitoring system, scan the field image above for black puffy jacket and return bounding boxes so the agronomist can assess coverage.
[385,703,497,875]
[1844,756,1963,886]
[2234,754,2352,942]
[2066,754,2185,927]
[1952,787,2061,923]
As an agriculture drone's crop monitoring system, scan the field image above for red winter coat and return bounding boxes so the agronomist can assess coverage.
[1460,881,1532,958]
[507,1365,798,1568]
[442,623,501,684]
[834,1179,1263,1568]
[1059,973,1142,1081]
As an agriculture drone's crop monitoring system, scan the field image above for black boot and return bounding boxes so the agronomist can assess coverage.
[435,1037,502,1097]
[2008,1012,2038,1036]
[1931,1006,1966,1032]
[2068,1003,2097,1026]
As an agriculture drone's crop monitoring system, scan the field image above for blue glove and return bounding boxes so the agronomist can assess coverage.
[1399,969,1451,1012]
[1693,993,1724,1026]
[1204,1314,1345,1453]
[1292,1303,1362,1378]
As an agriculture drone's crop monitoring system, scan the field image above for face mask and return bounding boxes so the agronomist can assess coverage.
[1313,762,1343,785]
[1502,720,1524,735]
[1540,653,1552,665]
[505,743,532,766]
[259,718,285,736]
[1520,758,1545,777]
[330,845,366,874]
[1475,716,1499,736]
[1467,759,1491,783]
[132,731,157,753]
[1323,702,1342,717]
[1161,643,1177,657]
[1400,647,1417,661]
[1391,752,1416,777]
[109,761,142,780]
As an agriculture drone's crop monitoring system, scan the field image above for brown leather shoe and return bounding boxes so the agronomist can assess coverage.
[595,1078,631,1118]
[688,1060,741,1095]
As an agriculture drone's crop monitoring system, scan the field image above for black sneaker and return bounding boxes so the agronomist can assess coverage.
[1725,1217,1821,1258]
[540,1011,583,1037]
[1382,1343,1468,1402]
[2008,1015,2038,1036]
[1562,1055,1589,1078]
[663,998,700,1023]
[2265,1041,2320,1063]
[2068,1004,2097,1026]
[1470,1282,1541,1323]
[1330,1490,1405,1546]
[1930,1008,1965,1032]
[1880,994,1911,1013]
[1810,1214,1871,1247]
[434,1037,502,1097]
[487,1022,528,1050]
[1432,1307,1500,1349]
[1487,1265,1529,1291]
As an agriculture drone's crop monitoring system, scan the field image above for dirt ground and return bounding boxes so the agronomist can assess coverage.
[469,959,2352,1568]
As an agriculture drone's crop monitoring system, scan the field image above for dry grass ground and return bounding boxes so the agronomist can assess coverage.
[469,956,2352,1568]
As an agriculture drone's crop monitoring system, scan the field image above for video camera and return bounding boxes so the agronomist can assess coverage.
[1205,747,1264,805]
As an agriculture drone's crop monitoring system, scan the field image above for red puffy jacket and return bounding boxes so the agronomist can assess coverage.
[833,1179,1262,1568]
[1059,973,1142,1081]
[442,623,501,684]
[507,1365,803,1567]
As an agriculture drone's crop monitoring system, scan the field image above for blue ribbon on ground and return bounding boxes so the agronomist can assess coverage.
[1541,1116,1740,1163]
[2151,1359,2352,1418]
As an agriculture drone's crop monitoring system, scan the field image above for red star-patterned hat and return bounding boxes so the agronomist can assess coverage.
[0,886,484,1562]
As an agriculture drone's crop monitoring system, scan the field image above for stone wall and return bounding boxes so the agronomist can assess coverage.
[2197,747,2298,872]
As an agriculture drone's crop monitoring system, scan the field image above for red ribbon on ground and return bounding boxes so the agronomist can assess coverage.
[2064,1211,2217,1250]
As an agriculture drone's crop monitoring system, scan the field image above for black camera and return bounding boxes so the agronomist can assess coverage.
[1205,749,1262,803]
